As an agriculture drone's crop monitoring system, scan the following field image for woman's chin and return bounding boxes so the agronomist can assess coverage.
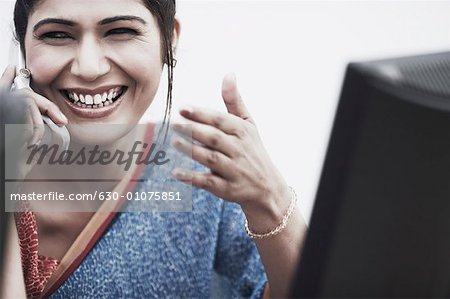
[67,123,137,147]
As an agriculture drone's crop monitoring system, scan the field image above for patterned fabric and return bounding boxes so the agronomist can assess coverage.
[17,125,267,298]
[50,188,267,298]
[50,158,267,298]
[15,206,59,298]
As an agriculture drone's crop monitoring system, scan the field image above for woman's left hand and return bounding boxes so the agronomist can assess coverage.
[173,74,307,298]
[172,73,291,226]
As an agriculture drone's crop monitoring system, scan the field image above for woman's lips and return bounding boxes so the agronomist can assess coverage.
[60,87,128,118]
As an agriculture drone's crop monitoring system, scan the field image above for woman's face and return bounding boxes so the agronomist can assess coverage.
[24,0,164,142]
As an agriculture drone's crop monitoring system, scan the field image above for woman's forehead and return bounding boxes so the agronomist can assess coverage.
[29,0,153,23]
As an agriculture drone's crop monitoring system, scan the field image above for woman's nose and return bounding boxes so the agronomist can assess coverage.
[70,37,111,82]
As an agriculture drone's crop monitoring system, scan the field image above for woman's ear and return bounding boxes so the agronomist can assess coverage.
[172,17,181,56]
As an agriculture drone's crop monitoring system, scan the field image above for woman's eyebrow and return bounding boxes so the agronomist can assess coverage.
[33,18,75,32]
[32,15,147,33]
[99,15,147,26]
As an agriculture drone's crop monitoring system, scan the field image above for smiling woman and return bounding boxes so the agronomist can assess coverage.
[1,0,306,298]
[22,0,169,143]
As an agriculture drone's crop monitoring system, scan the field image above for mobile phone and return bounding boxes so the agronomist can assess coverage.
[9,38,70,151]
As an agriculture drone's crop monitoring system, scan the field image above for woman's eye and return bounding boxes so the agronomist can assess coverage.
[106,28,139,36]
[40,31,72,40]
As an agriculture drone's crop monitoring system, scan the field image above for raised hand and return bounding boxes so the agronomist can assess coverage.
[172,73,291,223]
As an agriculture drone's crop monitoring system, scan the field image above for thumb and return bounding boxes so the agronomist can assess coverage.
[221,73,254,123]
[0,65,16,93]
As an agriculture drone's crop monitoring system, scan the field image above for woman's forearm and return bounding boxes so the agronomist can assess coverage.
[1,217,26,299]
[242,186,307,298]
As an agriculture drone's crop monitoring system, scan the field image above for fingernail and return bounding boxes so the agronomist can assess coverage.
[172,123,182,131]
[179,105,194,115]
[59,112,68,124]
[170,137,182,149]
[172,168,191,180]
[225,72,236,83]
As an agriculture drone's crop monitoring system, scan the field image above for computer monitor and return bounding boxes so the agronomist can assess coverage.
[291,52,450,298]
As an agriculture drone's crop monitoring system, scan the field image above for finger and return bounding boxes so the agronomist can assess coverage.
[172,120,238,157]
[172,168,230,199]
[221,73,254,124]
[171,136,235,179]
[178,107,249,139]
[24,97,44,145]
[0,65,16,92]
[18,89,68,125]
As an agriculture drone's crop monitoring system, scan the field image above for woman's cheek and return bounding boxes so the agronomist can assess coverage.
[116,50,163,80]
[27,49,72,87]
[116,49,163,101]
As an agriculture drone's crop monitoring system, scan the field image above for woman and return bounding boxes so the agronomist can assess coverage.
[1,0,307,297]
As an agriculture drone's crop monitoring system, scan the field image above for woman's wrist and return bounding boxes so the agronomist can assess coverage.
[240,182,293,237]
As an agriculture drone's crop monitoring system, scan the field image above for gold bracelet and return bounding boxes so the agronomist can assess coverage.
[244,186,298,239]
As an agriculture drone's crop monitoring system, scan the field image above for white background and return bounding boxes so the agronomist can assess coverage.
[0,0,448,222]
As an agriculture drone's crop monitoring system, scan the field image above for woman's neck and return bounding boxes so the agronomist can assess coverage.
[21,126,149,211]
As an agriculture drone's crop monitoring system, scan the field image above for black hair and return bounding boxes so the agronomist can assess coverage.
[13,0,177,140]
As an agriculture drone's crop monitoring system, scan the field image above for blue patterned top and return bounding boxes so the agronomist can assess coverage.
[50,132,267,298]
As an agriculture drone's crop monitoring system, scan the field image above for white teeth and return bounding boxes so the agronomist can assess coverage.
[85,95,93,105]
[66,86,123,107]
[93,94,102,105]
[107,91,114,100]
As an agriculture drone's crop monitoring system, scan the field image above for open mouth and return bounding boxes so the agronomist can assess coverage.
[60,86,127,109]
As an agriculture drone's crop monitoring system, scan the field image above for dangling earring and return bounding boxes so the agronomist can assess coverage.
[172,58,177,68]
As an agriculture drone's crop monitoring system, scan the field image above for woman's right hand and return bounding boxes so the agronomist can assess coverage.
[0,65,68,182]
[0,65,68,145]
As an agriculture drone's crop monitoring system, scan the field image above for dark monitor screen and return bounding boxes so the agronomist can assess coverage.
[291,52,450,298]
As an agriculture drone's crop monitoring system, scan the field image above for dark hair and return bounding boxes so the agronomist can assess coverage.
[13,0,177,139]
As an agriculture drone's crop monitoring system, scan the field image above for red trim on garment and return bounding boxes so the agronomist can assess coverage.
[42,123,155,298]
